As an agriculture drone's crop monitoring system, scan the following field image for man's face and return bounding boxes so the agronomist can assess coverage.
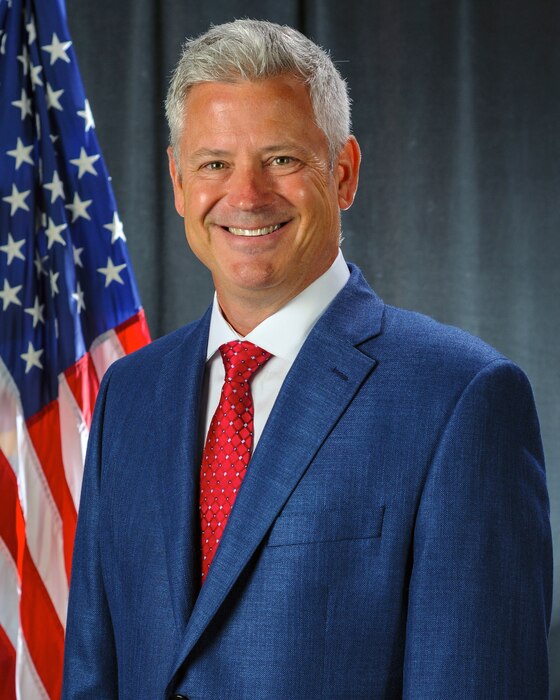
[168,75,360,313]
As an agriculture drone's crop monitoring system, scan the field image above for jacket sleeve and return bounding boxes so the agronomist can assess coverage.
[403,359,552,698]
[62,366,118,698]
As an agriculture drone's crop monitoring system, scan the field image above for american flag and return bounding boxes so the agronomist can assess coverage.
[0,0,151,696]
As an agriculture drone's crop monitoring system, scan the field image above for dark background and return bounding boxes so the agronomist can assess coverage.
[66,1,559,694]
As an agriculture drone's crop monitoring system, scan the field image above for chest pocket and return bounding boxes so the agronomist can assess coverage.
[266,504,385,547]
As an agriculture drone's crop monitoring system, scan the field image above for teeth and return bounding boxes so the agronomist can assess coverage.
[226,224,282,237]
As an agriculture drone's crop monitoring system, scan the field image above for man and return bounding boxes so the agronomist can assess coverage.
[63,19,552,699]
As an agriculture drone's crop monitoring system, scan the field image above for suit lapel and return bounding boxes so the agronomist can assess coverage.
[154,310,211,633]
[167,266,384,684]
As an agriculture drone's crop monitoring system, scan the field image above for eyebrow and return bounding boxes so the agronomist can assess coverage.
[190,148,231,160]
[189,143,308,160]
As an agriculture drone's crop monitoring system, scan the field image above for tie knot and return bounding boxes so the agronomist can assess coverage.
[220,340,271,384]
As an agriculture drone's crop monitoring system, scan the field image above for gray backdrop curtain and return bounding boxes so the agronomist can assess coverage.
[66,1,559,694]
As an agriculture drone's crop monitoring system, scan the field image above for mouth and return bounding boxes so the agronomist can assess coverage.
[223,223,286,237]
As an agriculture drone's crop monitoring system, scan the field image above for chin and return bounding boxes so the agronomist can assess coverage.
[226,262,282,291]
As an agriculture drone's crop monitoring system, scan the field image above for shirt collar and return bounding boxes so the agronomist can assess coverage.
[206,249,350,362]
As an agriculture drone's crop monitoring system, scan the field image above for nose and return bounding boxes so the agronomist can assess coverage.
[224,163,273,211]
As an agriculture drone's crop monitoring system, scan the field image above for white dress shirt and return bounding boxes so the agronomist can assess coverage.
[200,250,350,451]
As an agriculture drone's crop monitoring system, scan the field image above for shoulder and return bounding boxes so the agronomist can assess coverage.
[373,304,541,440]
[381,303,505,370]
[340,264,509,378]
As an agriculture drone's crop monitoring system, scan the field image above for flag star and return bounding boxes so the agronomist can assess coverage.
[44,217,67,249]
[43,170,65,203]
[42,33,72,65]
[65,191,92,221]
[77,99,95,131]
[2,184,31,215]
[70,148,100,178]
[0,279,23,310]
[0,233,26,264]
[50,134,59,144]
[30,63,43,88]
[72,282,86,312]
[24,297,45,327]
[46,83,64,111]
[73,245,84,267]
[104,212,126,243]
[21,341,44,373]
[17,46,30,75]
[34,250,48,276]
[0,31,5,56]
[7,138,34,169]
[97,257,127,287]
[26,18,37,45]
[50,269,60,296]
[11,88,32,119]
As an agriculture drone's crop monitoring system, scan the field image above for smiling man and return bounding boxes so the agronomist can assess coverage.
[62,20,552,699]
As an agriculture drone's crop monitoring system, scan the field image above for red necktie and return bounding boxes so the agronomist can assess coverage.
[200,340,271,582]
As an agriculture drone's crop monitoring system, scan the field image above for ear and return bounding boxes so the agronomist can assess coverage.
[167,146,185,217]
[335,136,361,211]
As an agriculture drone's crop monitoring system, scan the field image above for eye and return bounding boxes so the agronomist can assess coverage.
[271,156,294,166]
[203,161,225,171]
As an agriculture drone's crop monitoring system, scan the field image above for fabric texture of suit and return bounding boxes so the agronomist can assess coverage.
[62,264,552,699]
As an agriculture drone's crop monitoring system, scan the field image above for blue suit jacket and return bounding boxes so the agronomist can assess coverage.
[62,265,552,699]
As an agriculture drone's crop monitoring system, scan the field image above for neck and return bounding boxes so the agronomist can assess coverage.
[214,252,339,336]
[217,291,291,337]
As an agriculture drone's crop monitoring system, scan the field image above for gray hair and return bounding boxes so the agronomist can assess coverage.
[165,19,351,164]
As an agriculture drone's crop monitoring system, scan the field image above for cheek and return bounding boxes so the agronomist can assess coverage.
[289,170,335,208]
[184,181,223,221]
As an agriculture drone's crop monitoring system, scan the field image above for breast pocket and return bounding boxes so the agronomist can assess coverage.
[266,504,385,547]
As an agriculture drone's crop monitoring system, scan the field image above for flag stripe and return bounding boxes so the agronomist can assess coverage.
[0,453,19,650]
[115,308,150,355]
[16,628,50,700]
[63,352,99,429]
[18,497,64,700]
[0,543,19,649]
[15,410,68,628]
[0,624,16,700]
[27,405,77,583]
[58,374,89,512]
[0,450,18,563]
[90,329,125,381]
[1,362,69,629]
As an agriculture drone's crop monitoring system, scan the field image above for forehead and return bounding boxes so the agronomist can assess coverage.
[182,75,317,140]
[186,73,311,105]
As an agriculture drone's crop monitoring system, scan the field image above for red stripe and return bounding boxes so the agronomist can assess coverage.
[26,404,77,582]
[0,451,18,700]
[0,625,16,700]
[17,497,64,700]
[115,309,151,354]
[0,450,18,563]
[64,352,99,428]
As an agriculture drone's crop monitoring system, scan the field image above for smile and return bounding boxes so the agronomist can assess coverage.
[225,223,284,237]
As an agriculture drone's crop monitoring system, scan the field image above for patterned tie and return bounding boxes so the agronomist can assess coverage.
[200,340,272,582]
